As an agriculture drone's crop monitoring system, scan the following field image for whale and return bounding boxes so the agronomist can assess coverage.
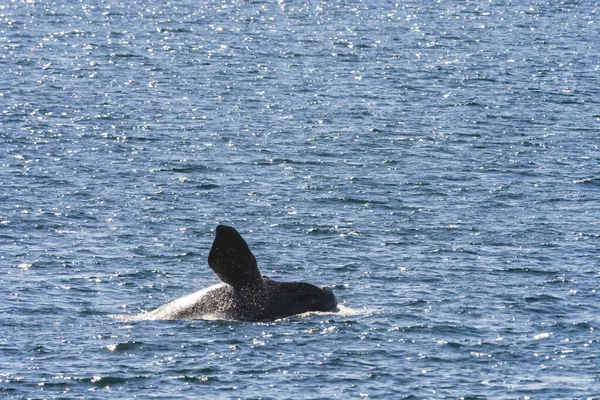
[137,225,337,321]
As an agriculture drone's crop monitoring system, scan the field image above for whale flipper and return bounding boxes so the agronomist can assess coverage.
[208,225,262,290]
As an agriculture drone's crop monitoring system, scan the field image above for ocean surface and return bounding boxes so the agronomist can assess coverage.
[1,0,600,398]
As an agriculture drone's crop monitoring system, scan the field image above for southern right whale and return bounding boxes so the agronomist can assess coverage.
[137,225,337,321]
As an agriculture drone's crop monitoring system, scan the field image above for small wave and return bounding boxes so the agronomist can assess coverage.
[90,375,141,386]
[110,313,148,322]
[572,177,600,185]
[104,340,144,352]
[335,304,376,317]
[298,304,375,319]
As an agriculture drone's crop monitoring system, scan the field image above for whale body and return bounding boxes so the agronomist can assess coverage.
[137,225,337,321]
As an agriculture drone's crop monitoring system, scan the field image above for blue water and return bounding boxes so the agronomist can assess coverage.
[2,0,600,398]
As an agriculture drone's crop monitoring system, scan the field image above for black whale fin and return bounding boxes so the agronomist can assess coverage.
[208,225,262,290]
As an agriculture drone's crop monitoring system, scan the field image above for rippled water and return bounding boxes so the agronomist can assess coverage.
[2,1,600,398]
